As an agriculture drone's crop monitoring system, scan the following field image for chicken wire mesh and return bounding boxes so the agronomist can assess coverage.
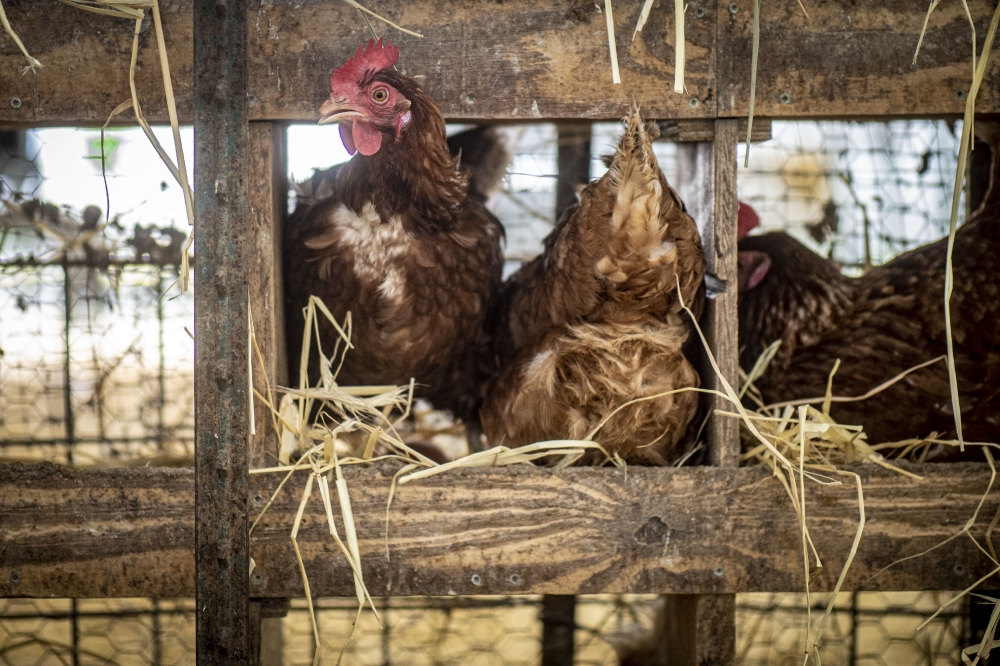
[0,119,980,664]
[0,593,970,665]
[736,120,964,272]
[0,126,195,466]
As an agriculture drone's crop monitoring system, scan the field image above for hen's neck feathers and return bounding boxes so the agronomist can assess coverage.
[336,72,468,232]
[738,233,855,370]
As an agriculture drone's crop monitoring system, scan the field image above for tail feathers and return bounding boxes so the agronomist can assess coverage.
[595,106,692,307]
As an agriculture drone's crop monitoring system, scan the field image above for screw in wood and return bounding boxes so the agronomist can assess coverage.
[9,97,21,110]
[694,6,705,18]
[779,92,792,104]
[728,2,740,14]
[470,574,482,586]
[509,573,522,585]
[9,571,20,584]
[713,566,725,578]
[956,89,966,100]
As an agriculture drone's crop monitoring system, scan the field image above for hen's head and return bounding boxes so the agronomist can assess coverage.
[736,202,767,293]
[319,39,413,156]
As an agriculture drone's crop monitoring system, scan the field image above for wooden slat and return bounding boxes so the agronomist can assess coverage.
[675,120,740,468]
[658,118,771,143]
[1,462,998,598]
[248,121,288,470]
[664,118,740,666]
[0,0,715,126]
[717,0,1000,118]
[193,0,252,662]
[663,595,736,666]
[2,2,998,125]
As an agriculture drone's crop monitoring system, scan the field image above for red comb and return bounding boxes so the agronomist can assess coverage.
[738,201,760,240]
[330,38,399,90]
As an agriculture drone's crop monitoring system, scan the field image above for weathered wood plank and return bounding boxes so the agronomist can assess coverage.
[2,2,997,125]
[717,0,1000,118]
[1,462,998,598]
[663,594,736,666]
[658,118,771,143]
[0,0,715,126]
[248,122,288,471]
[675,120,740,468]
[193,0,252,662]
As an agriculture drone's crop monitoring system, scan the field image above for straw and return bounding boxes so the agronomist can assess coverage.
[62,0,195,294]
[941,2,1000,450]
[338,0,424,38]
[673,0,686,94]
[0,0,42,72]
[605,0,621,84]
[632,0,655,41]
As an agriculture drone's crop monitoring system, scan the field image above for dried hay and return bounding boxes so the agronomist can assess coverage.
[248,296,623,663]
[0,0,41,73]
[736,340,1000,663]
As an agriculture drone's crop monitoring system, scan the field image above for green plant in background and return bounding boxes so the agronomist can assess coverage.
[86,133,122,171]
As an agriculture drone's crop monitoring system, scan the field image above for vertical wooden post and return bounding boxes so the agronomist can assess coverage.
[541,595,576,666]
[248,122,288,470]
[555,123,592,219]
[675,119,741,468]
[541,123,592,665]
[664,119,740,666]
[247,121,289,665]
[194,0,251,663]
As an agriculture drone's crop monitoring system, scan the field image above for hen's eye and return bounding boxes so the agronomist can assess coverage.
[372,88,389,104]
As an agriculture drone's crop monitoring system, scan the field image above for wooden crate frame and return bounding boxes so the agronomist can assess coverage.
[2,1,999,663]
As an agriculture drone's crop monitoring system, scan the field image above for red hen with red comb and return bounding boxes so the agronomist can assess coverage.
[283,39,508,455]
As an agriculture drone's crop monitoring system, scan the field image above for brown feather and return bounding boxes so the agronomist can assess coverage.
[739,172,1000,446]
[482,108,706,464]
[283,72,506,428]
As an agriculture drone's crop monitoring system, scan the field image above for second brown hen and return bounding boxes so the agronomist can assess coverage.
[738,133,1000,446]
[481,108,706,464]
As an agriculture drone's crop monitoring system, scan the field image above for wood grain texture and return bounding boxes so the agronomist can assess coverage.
[674,121,740,468]
[248,122,288,470]
[658,118,771,143]
[193,1,252,661]
[704,119,740,468]
[717,0,1000,118]
[663,594,736,666]
[0,0,715,126]
[2,462,998,598]
[2,1,997,125]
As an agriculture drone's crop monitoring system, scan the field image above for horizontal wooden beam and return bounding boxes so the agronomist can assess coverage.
[658,118,771,143]
[1,461,998,598]
[0,0,715,126]
[0,1,995,126]
[717,0,1000,119]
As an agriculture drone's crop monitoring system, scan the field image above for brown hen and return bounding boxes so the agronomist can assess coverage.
[738,137,1000,446]
[481,108,706,464]
[283,40,505,433]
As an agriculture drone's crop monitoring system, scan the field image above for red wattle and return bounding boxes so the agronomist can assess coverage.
[351,120,383,156]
